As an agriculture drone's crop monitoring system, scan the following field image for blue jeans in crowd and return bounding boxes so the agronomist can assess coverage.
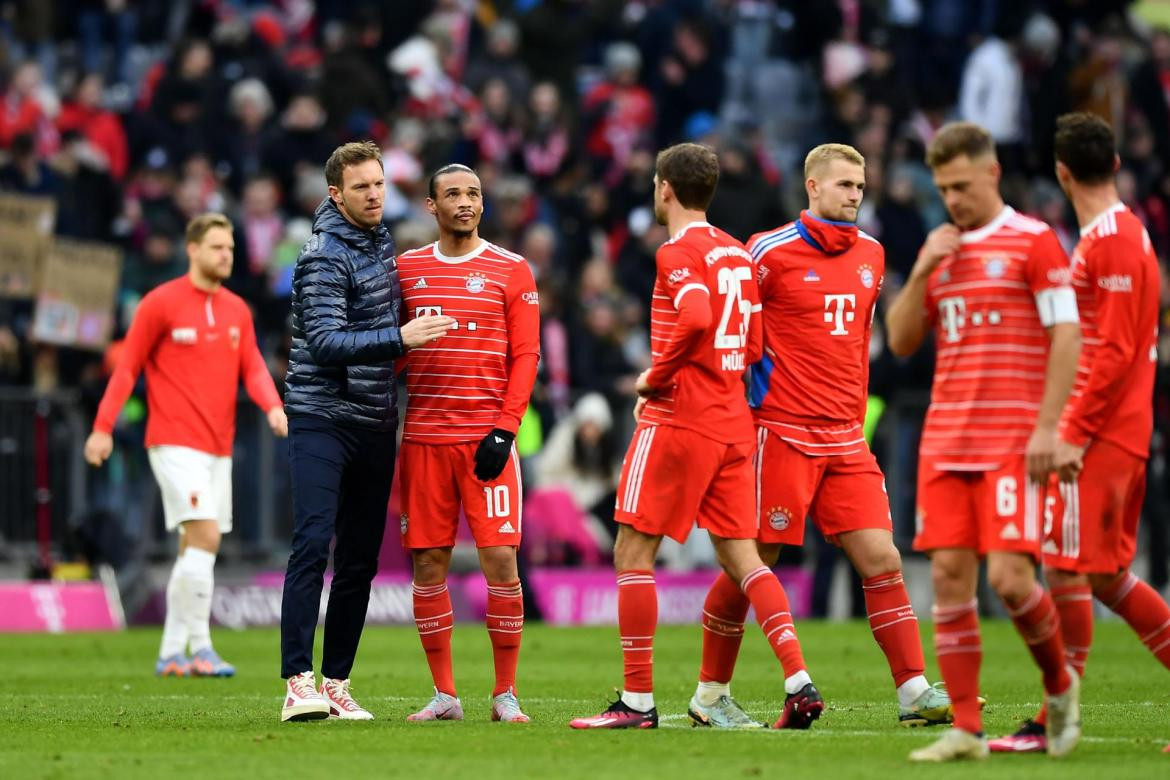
[280,414,397,679]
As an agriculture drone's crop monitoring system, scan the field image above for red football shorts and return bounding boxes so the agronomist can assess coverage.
[1043,439,1146,574]
[614,424,756,543]
[755,427,891,546]
[914,454,1044,557]
[399,440,522,549]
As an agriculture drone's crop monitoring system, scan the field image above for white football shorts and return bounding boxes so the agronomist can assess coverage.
[147,445,233,533]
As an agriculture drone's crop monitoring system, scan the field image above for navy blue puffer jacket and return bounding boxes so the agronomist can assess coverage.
[284,198,404,430]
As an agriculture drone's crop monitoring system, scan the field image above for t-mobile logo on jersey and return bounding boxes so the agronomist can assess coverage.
[823,294,856,336]
[938,296,966,342]
[415,305,476,331]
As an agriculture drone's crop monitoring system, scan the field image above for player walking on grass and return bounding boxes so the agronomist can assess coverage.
[85,213,287,679]
[569,142,812,730]
[886,122,1083,762]
[397,164,540,724]
[991,113,1170,755]
[689,144,950,731]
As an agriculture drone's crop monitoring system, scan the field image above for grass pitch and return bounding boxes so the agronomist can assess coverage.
[2,620,1167,779]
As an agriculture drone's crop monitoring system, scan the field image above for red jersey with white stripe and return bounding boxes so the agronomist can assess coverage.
[639,221,761,444]
[93,275,282,456]
[922,206,1075,470]
[1061,204,1158,458]
[397,240,540,444]
[747,211,884,456]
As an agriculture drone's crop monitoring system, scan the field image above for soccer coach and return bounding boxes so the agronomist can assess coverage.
[279,141,454,722]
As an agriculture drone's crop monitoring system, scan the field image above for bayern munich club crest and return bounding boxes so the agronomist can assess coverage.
[400,513,409,535]
[465,272,487,293]
[857,264,875,289]
[767,506,792,531]
[983,255,1007,278]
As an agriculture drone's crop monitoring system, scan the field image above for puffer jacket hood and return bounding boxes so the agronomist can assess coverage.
[284,198,404,430]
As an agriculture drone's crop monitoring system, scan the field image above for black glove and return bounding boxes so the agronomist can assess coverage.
[474,428,515,481]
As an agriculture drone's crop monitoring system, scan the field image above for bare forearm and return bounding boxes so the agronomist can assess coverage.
[1037,325,1081,429]
[884,272,931,357]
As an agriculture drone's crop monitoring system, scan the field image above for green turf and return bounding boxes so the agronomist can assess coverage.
[2,620,1166,779]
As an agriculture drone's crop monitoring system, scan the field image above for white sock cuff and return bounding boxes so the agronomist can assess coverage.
[179,547,217,577]
[783,670,812,695]
[897,675,931,707]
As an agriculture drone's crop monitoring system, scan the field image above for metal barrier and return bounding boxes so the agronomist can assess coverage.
[0,389,287,569]
[0,389,88,569]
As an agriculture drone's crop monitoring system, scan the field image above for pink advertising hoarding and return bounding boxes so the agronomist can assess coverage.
[0,581,124,632]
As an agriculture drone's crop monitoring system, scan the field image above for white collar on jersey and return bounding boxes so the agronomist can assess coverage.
[431,238,489,264]
[959,205,1014,244]
[670,220,712,242]
[1079,201,1125,237]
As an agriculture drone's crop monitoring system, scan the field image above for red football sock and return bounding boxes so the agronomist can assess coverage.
[617,570,657,694]
[1052,583,1094,677]
[699,571,750,684]
[1096,571,1170,670]
[863,571,926,688]
[413,581,456,696]
[1033,583,1093,725]
[741,566,806,678]
[1005,583,1071,696]
[486,580,524,696]
[933,599,982,734]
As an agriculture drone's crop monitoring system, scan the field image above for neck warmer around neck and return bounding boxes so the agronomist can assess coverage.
[795,209,860,255]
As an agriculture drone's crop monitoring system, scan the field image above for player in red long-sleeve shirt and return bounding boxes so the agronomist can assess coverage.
[84,213,287,678]
[991,113,1170,755]
[570,143,812,731]
[396,165,540,724]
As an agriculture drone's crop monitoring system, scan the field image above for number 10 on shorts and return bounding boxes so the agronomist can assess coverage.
[484,485,511,518]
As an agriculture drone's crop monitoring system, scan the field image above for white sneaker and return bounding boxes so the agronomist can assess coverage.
[281,671,330,722]
[321,677,374,720]
[1045,668,1082,758]
[491,688,531,723]
[908,728,990,762]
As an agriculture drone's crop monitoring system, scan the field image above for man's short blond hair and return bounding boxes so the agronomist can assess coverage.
[185,212,233,245]
[804,143,865,179]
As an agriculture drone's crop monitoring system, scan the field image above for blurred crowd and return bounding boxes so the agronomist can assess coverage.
[2,1,1170,585]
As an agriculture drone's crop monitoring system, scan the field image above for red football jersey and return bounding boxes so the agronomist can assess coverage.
[397,240,540,444]
[922,206,1076,470]
[639,221,761,444]
[93,275,282,456]
[1061,204,1158,458]
[747,212,884,456]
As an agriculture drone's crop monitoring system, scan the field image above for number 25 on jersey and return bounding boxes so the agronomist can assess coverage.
[716,266,752,371]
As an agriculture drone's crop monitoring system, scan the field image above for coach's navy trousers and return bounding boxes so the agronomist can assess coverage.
[280,414,397,680]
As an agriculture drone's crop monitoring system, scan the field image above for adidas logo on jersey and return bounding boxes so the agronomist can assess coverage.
[1000,522,1022,541]
[497,520,516,534]
[803,269,820,283]
[413,278,428,289]
[1043,539,1060,555]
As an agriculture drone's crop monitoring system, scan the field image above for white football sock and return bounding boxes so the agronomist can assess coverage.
[784,670,812,695]
[158,558,188,658]
[178,547,217,654]
[695,680,730,707]
[620,690,655,712]
[897,675,932,707]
